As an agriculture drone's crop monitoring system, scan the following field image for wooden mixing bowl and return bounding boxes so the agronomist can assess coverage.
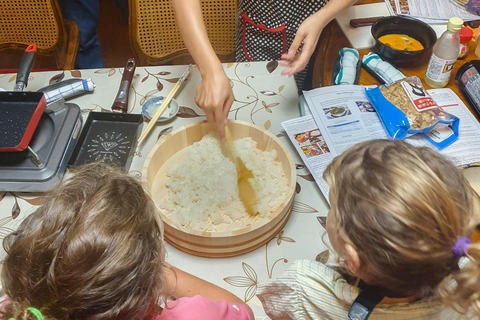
[142,120,296,257]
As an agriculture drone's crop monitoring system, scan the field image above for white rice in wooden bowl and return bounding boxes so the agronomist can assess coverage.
[160,132,289,232]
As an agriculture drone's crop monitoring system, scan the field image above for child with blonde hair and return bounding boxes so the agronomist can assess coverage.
[0,163,253,320]
[257,139,480,319]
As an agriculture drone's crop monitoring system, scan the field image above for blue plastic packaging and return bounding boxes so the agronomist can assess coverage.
[365,77,459,149]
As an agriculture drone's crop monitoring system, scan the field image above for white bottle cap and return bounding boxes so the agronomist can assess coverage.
[447,17,463,32]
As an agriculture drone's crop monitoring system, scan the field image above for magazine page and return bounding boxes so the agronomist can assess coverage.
[281,115,333,200]
[303,85,388,155]
[428,88,480,166]
[286,86,480,201]
[407,0,479,21]
[405,89,480,166]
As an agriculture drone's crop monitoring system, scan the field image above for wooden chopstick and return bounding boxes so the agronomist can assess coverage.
[137,64,193,144]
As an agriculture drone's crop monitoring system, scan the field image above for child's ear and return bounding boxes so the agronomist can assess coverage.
[343,243,361,275]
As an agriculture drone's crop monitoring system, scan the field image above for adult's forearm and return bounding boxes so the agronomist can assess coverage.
[312,0,358,25]
[171,0,223,77]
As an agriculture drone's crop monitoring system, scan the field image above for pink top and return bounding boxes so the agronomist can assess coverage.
[154,295,252,320]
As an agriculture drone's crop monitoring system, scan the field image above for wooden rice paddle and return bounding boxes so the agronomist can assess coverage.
[221,123,258,216]
[137,65,193,144]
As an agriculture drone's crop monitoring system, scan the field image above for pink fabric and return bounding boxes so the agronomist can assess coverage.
[154,295,252,320]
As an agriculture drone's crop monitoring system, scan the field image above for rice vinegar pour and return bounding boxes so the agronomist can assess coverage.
[424,17,463,88]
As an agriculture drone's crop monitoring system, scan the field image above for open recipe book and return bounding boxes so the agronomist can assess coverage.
[282,85,480,201]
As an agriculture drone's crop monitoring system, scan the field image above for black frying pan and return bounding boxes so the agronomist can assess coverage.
[0,44,47,152]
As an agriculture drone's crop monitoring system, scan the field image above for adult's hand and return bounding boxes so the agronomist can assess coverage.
[196,68,234,143]
[280,0,358,76]
[279,13,325,76]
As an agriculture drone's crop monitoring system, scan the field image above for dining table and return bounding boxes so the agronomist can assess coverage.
[0,61,332,319]
[1,25,480,320]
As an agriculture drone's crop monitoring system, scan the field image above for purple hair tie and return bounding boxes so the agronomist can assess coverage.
[453,237,471,259]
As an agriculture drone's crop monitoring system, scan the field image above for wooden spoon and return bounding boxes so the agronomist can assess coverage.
[221,123,258,216]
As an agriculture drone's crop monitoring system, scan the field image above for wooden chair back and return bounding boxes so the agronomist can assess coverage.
[129,0,236,65]
[0,0,79,70]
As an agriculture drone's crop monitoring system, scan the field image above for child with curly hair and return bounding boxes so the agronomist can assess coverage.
[0,163,253,320]
[257,140,480,319]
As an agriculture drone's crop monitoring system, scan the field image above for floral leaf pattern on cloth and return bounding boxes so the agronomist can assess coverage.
[157,126,173,140]
[129,170,142,180]
[0,216,14,239]
[70,70,82,78]
[7,193,46,220]
[260,90,277,96]
[299,173,314,181]
[228,63,286,124]
[224,262,258,302]
[49,71,65,84]
[265,231,292,278]
[156,80,164,92]
[177,107,202,118]
[317,216,327,229]
[11,199,20,219]
[315,249,330,264]
[165,78,180,84]
[266,61,278,73]
[20,196,45,206]
[276,230,294,245]
[292,201,318,214]
[81,104,111,114]
[139,89,159,106]
[295,182,301,194]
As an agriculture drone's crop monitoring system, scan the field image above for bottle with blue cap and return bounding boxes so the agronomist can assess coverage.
[425,17,464,88]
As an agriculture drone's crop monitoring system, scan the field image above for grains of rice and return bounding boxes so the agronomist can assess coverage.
[160,132,289,232]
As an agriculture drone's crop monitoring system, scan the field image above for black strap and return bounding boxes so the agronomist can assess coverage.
[348,284,386,320]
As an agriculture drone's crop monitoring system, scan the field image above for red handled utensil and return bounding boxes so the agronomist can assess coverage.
[111,58,136,113]
[0,44,47,152]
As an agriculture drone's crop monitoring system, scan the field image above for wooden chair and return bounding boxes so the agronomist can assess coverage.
[0,0,80,70]
[128,0,236,65]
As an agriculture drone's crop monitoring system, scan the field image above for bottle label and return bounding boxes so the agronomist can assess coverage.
[425,54,456,82]
[458,43,468,58]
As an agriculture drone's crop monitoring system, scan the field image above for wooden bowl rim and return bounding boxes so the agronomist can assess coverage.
[142,120,297,237]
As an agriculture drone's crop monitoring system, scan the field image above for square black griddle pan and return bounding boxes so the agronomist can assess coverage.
[0,44,46,152]
[68,112,143,169]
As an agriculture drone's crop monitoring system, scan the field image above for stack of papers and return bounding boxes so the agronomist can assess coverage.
[385,0,479,23]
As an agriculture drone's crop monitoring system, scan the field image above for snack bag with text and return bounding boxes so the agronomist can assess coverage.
[365,76,459,149]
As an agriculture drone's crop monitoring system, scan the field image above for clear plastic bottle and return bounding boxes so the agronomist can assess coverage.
[424,17,463,88]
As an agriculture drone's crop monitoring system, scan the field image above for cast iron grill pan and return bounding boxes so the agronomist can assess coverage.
[0,92,45,150]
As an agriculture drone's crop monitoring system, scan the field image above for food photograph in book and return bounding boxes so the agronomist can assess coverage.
[323,104,352,119]
[356,100,375,113]
[293,129,330,158]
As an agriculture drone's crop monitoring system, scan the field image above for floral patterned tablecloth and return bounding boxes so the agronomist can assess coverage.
[0,61,331,319]
[2,61,480,318]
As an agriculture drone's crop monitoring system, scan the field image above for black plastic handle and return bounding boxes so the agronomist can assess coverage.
[15,44,37,91]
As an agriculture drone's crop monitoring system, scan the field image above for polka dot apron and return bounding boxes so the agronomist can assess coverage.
[235,0,329,89]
